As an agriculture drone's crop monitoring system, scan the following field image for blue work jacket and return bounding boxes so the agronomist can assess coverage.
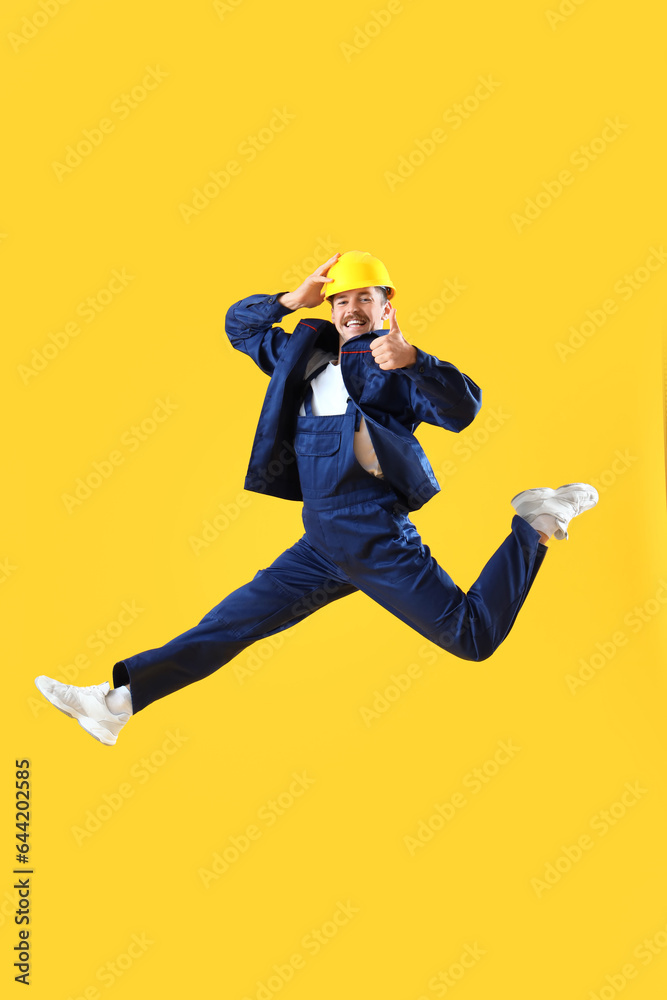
[224,293,482,511]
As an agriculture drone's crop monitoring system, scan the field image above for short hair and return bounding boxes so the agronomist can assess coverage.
[330,286,390,305]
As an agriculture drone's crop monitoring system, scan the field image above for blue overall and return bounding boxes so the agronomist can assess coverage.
[113,380,547,714]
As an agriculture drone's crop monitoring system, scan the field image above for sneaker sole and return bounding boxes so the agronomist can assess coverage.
[77,716,117,746]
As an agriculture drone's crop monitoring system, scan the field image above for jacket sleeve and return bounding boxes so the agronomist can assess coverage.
[225,293,294,376]
[400,347,482,432]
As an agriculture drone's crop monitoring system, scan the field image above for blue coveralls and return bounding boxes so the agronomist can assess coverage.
[113,375,547,714]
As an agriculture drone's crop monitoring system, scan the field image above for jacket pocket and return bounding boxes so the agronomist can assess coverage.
[293,431,341,457]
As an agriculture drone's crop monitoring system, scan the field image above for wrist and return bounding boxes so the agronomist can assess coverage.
[401,346,431,378]
[403,344,418,368]
[278,291,305,311]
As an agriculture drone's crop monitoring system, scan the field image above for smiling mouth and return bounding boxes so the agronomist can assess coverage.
[344,318,367,328]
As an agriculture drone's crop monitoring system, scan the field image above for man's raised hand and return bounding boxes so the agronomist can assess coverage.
[370,306,417,371]
[278,254,341,311]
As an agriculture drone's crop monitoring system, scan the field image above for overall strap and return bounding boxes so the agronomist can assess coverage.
[346,394,362,428]
[303,386,315,416]
[302,387,358,421]
[298,353,335,414]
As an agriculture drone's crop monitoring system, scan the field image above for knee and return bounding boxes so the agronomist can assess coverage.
[468,645,495,663]
[466,629,498,662]
[434,626,496,662]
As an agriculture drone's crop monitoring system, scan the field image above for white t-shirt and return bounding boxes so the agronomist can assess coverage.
[298,359,384,479]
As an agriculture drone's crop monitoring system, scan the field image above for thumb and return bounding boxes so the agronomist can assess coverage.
[389,304,399,332]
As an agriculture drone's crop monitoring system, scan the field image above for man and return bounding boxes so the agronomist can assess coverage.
[35,251,598,745]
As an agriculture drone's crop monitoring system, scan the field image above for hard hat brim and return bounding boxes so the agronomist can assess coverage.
[325,283,395,301]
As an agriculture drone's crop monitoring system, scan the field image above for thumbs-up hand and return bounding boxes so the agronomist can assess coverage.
[370,306,417,370]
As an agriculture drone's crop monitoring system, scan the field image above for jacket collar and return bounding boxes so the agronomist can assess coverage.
[297,318,390,367]
[339,328,389,355]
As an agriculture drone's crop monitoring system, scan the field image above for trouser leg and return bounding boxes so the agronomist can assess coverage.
[312,504,547,662]
[112,535,356,713]
[462,515,547,654]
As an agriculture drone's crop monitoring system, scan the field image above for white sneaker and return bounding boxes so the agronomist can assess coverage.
[511,482,599,540]
[34,676,129,746]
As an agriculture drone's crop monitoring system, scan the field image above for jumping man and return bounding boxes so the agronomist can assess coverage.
[35,251,598,744]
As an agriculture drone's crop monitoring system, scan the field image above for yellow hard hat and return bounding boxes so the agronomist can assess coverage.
[323,250,395,301]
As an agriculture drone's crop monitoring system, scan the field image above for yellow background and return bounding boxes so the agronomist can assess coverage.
[3,0,667,997]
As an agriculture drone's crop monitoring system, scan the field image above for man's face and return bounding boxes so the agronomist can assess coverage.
[329,286,391,343]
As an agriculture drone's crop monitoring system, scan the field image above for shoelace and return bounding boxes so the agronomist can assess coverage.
[60,681,108,696]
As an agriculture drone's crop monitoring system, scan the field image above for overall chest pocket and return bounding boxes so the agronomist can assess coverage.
[294,431,341,457]
[294,430,341,496]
